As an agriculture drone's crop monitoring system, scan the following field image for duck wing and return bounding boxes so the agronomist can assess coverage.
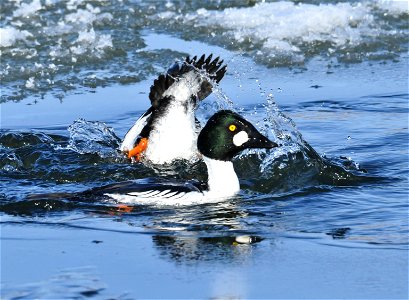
[88,178,207,205]
[149,54,227,107]
[120,54,226,153]
[120,107,153,152]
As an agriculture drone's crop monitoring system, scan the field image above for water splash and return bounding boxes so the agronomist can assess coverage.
[67,119,121,158]
[0,148,24,172]
[185,54,373,190]
[232,93,373,194]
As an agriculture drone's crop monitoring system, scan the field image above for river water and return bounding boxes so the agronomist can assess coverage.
[1,1,408,299]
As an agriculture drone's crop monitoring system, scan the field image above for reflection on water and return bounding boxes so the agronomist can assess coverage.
[1,1,407,298]
[152,235,261,264]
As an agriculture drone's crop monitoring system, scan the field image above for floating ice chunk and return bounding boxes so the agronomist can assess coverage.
[25,77,36,89]
[48,63,58,70]
[201,2,373,45]
[96,34,113,50]
[264,40,300,53]
[65,8,97,24]
[85,3,100,14]
[49,44,69,59]
[69,27,112,57]
[45,0,55,6]
[196,8,208,16]
[168,1,382,63]
[13,0,42,18]
[44,21,73,36]
[97,12,114,23]
[64,4,111,27]
[66,0,85,11]
[70,45,85,56]
[376,0,409,15]
[0,27,32,47]
[158,11,175,19]
[72,28,113,51]
[77,28,97,43]
[10,20,24,27]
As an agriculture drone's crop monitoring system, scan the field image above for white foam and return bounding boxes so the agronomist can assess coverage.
[0,27,32,48]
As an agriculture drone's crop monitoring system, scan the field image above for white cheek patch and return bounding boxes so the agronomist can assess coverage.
[233,131,249,147]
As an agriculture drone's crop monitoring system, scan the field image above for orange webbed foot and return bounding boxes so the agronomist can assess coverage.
[127,138,148,161]
[108,204,134,215]
[117,204,133,213]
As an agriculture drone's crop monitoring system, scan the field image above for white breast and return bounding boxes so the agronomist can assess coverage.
[120,69,205,164]
[203,156,240,198]
[144,103,198,164]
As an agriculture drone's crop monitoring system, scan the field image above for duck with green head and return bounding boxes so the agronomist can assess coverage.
[100,110,278,205]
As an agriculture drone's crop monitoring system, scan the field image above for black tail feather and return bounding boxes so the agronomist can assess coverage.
[149,54,227,107]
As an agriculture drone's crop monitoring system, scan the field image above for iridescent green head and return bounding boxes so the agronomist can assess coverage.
[198,110,277,161]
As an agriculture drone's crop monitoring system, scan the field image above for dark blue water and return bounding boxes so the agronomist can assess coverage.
[1,1,408,299]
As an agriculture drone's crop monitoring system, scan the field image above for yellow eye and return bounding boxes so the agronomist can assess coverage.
[229,124,236,132]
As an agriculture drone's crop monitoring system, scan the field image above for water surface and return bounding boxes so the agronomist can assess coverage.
[1,1,408,299]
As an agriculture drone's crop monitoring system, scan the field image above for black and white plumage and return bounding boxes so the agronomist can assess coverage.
[100,110,278,206]
[120,54,227,164]
[88,178,207,205]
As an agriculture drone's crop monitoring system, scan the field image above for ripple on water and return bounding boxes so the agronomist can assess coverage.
[1,98,392,247]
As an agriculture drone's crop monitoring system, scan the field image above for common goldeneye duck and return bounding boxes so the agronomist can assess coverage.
[120,54,227,164]
[99,110,278,206]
